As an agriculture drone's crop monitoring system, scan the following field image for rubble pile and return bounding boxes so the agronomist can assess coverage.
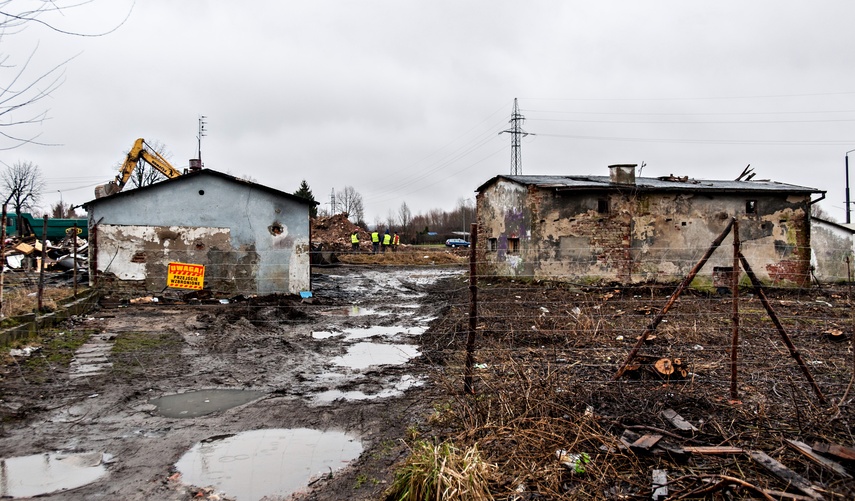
[2,231,88,273]
[311,213,371,252]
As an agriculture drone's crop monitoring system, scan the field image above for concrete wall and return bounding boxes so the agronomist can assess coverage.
[87,173,311,294]
[477,182,812,286]
[811,219,855,283]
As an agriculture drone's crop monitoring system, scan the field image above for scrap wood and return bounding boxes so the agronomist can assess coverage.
[682,445,744,455]
[672,474,776,501]
[660,408,698,432]
[811,441,855,462]
[651,469,667,500]
[748,450,825,500]
[785,439,852,479]
[630,433,662,453]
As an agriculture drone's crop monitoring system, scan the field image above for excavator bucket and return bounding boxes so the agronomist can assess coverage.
[94,182,120,199]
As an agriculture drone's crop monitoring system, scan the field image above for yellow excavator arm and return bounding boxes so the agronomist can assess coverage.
[95,138,184,198]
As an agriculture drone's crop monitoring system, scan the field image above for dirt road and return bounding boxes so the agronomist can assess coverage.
[0,265,464,500]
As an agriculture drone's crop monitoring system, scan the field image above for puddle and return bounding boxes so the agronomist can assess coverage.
[311,330,341,340]
[318,305,386,317]
[313,375,424,403]
[175,428,362,501]
[0,452,108,498]
[342,325,427,341]
[331,342,420,369]
[149,389,265,418]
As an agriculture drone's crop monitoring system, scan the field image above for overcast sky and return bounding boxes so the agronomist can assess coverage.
[5,1,855,224]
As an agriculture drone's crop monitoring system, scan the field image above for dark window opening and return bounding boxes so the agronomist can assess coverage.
[597,199,609,214]
[508,237,520,254]
[681,221,687,226]
[746,200,757,214]
[488,238,497,252]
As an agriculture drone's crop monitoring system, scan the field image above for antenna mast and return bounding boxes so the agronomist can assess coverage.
[197,115,207,166]
[499,98,533,175]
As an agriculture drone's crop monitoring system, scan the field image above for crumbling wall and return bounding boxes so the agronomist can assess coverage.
[478,182,813,286]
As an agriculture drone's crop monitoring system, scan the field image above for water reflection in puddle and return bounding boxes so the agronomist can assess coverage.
[0,452,108,498]
[313,375,423,403]
[343,325,426,341]
[331,342,420,369]
[175,428,362,501]
[150,389,265,418]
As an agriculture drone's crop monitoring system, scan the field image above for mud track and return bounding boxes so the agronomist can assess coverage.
[0,266,463,500]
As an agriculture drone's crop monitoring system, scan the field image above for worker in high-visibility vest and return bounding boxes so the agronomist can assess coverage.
[371,230,380,254]
[382,230,392,253]
[351,231,359,251]
[392,232,400,252]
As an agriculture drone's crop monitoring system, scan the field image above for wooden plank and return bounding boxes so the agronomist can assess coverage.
[748,450,824,500]
[651,469,668,500]
[811,442,855,462]
[683,446,743,455]
[631,434,663,453]
[660,408,698,432]
[786,440,852,479]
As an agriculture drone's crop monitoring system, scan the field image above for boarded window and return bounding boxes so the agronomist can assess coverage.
[488,238,498,252]
[508,237,520,254]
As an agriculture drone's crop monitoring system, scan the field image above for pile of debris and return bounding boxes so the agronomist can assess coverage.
[2,232,88,273]
[311,213,371,253]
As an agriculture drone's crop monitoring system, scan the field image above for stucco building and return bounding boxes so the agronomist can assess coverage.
[83,169,315,295]
[476,165,824,286]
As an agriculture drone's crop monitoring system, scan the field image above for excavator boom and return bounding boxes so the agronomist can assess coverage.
[95,138,183,198]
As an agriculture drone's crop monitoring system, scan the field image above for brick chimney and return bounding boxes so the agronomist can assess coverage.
[608,164,636,185]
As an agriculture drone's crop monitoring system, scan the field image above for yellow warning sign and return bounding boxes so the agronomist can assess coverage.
[167,262,205,290]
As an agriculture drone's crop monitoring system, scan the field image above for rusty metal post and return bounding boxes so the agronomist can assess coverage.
[0,204,7,317]
[738,252,827,404]
[615,218,735,379]
[72,223,78,296]
[464,222,478,394]
[730,221,740,401]
[37,215,48,313]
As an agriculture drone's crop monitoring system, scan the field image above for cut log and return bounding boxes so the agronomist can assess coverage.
[748,450,825,500]
[785,439,852,479]
[811,442,855,462]
[660,408,698,432]
[653,358,674,376]
[823,329,848,342]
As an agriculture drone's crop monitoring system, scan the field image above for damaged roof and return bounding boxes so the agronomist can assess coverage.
[477,174,824,195]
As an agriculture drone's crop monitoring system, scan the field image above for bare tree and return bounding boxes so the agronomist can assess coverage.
[398,201,412,235]
[338,185,364,223]
[1,160,43,211]
[2,160,43,236]
[128,139,172,189]
[0,1,132,150]
[50,199,78,218]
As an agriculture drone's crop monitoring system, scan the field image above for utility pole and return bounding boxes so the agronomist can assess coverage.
[329,188,336,215]
[499,98,533,175]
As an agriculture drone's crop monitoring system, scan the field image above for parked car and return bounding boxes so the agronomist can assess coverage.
[445,238,470,248]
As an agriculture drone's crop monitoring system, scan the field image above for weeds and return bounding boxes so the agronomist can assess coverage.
[386,440,495,501]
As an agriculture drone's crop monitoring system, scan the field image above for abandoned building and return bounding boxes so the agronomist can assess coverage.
[810,216,855,283]
[83,169,316,295]
[475,165,824,286]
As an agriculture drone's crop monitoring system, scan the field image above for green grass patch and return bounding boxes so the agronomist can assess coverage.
[111,331,184,376]
[15,329,94,381]
[386,440,495,501]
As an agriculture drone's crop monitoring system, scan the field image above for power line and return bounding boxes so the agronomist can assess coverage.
[499,98,533,175]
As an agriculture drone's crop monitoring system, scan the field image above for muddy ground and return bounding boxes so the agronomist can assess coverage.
[0,266,463,500]
[2,265,855,500]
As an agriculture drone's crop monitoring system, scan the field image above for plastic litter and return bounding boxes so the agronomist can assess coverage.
[556,450,591,473]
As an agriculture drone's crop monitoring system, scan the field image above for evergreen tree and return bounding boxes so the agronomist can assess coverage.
[295,179,317,217]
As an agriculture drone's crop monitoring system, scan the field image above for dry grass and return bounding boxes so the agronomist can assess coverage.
[338,248,466,266]
[1,286,76,317]
[386,440,496,501]
[415,279,855,499]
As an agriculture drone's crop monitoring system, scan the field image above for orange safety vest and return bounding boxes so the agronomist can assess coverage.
[393,234,400,245]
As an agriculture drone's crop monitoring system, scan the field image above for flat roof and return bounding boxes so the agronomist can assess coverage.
[477,174,824,195]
